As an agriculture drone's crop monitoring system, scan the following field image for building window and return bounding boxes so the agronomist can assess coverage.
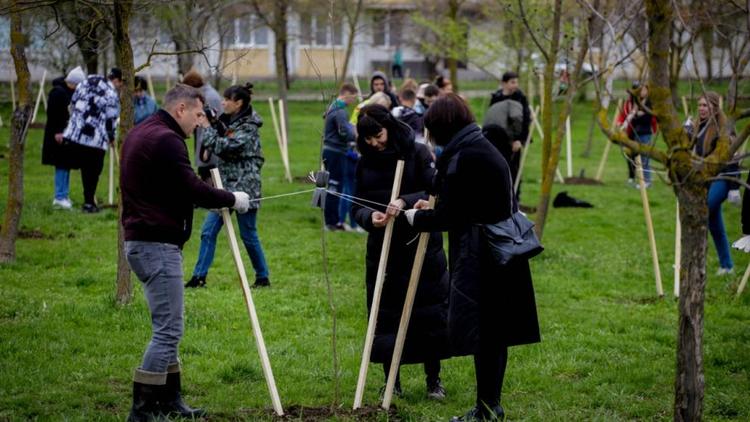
[233,15,269,47]
[372,11,405,47]
[299,13,343,47]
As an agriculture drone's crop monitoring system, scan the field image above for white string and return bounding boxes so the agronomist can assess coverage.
[250,188,318,203]
[326,190,383,212]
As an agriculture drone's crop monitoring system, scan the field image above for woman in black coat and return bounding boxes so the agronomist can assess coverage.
[405,94,540,421]
[352,104,451,399]
[42,76,78,208]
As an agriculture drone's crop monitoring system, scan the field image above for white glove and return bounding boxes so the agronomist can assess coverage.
[727,189,741,206]
[232,192,250,214]
[404,209,417,226]
[732,235,750,253]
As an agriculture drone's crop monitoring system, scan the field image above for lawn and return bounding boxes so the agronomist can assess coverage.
[0,87,748,421]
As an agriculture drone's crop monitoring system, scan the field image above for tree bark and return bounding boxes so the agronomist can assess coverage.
[113,0,136,304]
[273,1,290,141]
[60,1,101,74]
[339,0,364,87]
[446,0,460,93]
[0,2,31,263]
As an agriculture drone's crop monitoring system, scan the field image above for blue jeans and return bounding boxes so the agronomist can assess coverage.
[192,210,269,280]
[54,167,70,200]
[323,149,346,226]
[708,180,733,269]
[338,156,358,228]
[125,241,184,374]
[634,133,652,184]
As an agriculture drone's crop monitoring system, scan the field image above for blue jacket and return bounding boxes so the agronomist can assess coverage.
[323,99,354,153]
[134,94,158,125]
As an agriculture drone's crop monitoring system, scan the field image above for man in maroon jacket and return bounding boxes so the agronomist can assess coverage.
[121,83,250,421]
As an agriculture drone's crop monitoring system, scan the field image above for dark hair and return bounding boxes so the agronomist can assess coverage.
[399,88,416,102]
[182,69,205,88]
[435,75,449,88]
[108,67,122,81]
[423,93,475,146]
[356,104,413,156]
[423,84,440,98]
[501,71,518,83]
[164,83,205,109]
[339,83,358,95]
[134,76,148,92]
[223,82,254,108]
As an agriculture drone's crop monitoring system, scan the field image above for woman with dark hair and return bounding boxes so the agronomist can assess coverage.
[352,104,451,399]
[615,81,658,186]
[404,94,540,421]
[185,83,271,288]
[686,91,738,275]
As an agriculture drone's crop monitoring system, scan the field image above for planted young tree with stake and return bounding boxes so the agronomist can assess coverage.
[594,0,750,419]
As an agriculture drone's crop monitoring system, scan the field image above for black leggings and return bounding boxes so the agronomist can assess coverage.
[382,359,441,385]
[474,346,508,409]
[80,147,105,205]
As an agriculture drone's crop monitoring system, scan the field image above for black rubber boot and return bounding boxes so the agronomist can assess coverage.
[127,382,161,422]
[252,277,270,288]
[160,371,206,419]
[185,275,206,288]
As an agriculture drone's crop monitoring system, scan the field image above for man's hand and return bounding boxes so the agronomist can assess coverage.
[372,211,389,228]
[232,192,250,214]
[54,133,64,144]
[414,199,432,210]
[733,235,750,252]
[511,140,523,153]
[386,199,406,217]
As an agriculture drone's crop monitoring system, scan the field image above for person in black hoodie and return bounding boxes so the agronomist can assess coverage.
[353,104,450,400]
[370,70,399,110]
[404,94,540,421]
[121,84,250,422]
[43,66,85,209]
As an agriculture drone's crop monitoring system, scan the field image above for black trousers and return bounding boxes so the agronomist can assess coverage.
[474,346,508,410]
[383,359,441,385]
[73,144,106,205]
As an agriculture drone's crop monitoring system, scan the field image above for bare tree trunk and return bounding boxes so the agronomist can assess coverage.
[273,1,290,140]
[60,1,101,74]
[173,36,195,76]
[339,0,364,86]
[447,0,460,93]
[114,0,136,304]
[0,2,31,263]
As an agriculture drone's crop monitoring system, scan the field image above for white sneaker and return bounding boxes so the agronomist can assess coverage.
[52,198,72,210]
[716,267,734,276]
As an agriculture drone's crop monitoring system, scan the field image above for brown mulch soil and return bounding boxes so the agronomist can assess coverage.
[225,405,400,421]
[0,225,73,240]
[563,177,604,185]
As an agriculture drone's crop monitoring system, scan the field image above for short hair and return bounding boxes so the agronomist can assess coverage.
[134,76,148,92]
[164,84,205,109]
[435,75,447,88]
[423,84,440,98]
[502,71,518,83]
[223,82,254,108]
[369,91,392,108]
[399,88,416,102]
[182,69,205,88]
[423,93,475,146]
[108,67,123,81]
[339,83,358,95]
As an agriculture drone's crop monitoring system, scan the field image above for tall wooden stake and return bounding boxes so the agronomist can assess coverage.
[278,99,292,182]
[636,156,663,296]
[382,197,435,409]
[595,98,623,182]
[681,96,689,117]
[353,160,405,409]
[515,106,539,194]
[145,72,156,100]
[565,115,573,177]
[31,70,47,123]
[352,72,363,103]
[674,201,681,297]
[737,262,750,296]
[209,168,284,416]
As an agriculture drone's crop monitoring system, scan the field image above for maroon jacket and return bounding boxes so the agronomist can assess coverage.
[121,110,235,247]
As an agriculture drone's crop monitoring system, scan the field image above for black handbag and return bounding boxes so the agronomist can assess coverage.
[482,169,543,266]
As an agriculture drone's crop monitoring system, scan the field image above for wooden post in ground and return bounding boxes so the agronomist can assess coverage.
[527,76,534,110]
[352,72,363,103]
[277,99,292,182]
[681,96,689,117]
[31,70,47,123]
[354,160,405,409]
[636,155,664,297]
[595,98,623,182]
[209,168,284,416]
[515,106,539,194]
[565,115,573,177]
[382,196,435,410]
[146,72,156,100]
[674,201,681,297]
[737,262,750,296]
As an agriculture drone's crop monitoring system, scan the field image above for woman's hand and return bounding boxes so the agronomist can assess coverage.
[414,199,432,210]
[386,199,406,217]
[371,211,389,228]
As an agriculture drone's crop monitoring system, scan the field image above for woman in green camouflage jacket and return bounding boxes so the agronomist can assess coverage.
[186,83,271,288]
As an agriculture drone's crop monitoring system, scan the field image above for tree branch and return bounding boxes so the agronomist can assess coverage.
[134,40,211,73]
[517,0,549,62]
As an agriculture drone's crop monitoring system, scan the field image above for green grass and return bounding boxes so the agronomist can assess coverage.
[0,88,749,421]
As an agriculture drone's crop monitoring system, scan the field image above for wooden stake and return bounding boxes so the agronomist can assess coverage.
[209,168,284,416]
[352,72,363,103]
[595,98,623,182]
[515,106,539,194]
[108,144,115,205]
[382,196,435,410]
[719,95,724,112]
[539,72,545,116]
[146,72,156,100]
[636,155,664,297]
[277,99,292,183]
[232,66,238,85]
[354,160,405,409]
[737,262,750,296]
[10,78,16,110]
[527,76,534,110]
[565,115,573,178]
[31,70,47,124]
[681,96,689,117]
[674,201,681,297]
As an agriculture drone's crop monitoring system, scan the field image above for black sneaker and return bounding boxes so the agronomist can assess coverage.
[450,405,505,421]
[82,203,100,213]
[252,277,270,288]
[426,378,446,400]
[185,276,206,288]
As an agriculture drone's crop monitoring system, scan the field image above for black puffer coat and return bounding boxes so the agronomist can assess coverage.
[352,125,450,364]
[411,123,540,355]
[42,77,76,168]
